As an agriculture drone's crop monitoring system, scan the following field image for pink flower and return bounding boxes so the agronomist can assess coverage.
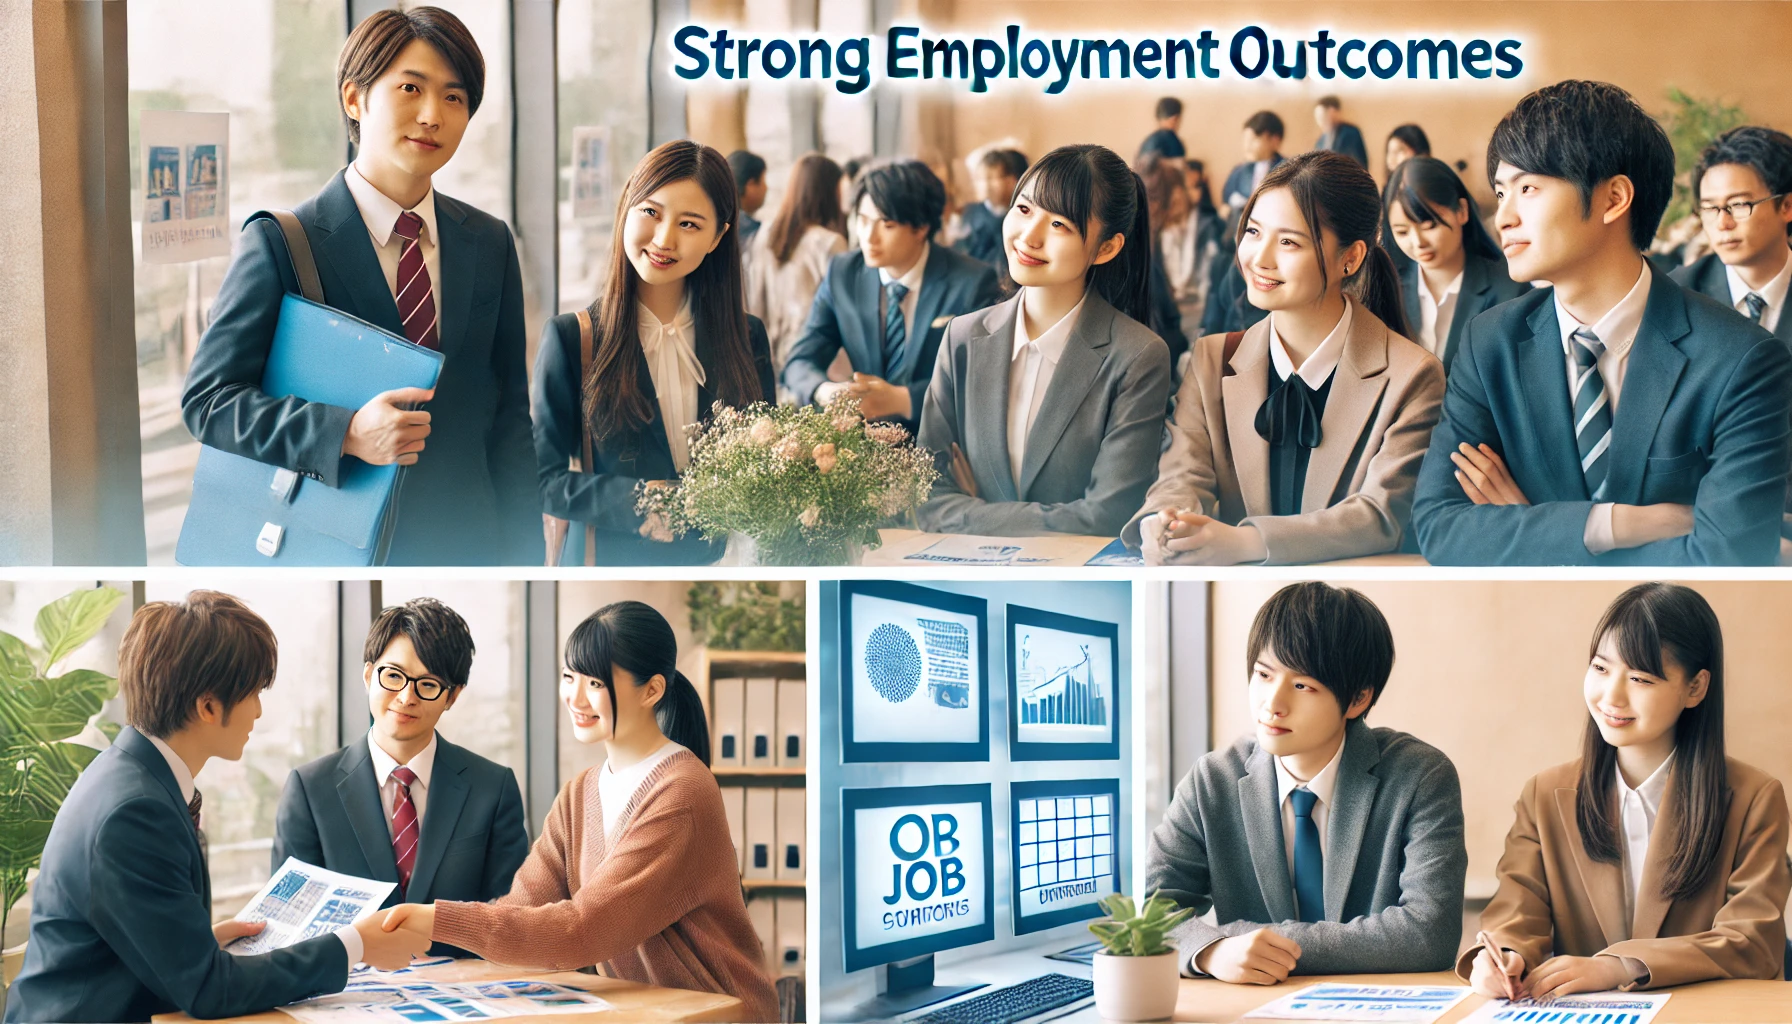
[813,443,837,474]
[799,505,821,528]
[749,417,778,445]
[866,422,908,445]
[831,412,861,432]
[773,435,804,461]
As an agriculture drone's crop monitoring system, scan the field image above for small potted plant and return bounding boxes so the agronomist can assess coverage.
[1087,891,1194,1023]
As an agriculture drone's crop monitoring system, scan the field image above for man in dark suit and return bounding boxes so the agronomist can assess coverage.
[1203,112,1287,335]
[1670,126,1792,344]
[729,149,768,246]
[182,7,539,565]
[1312,96,1368,169]
[6,591,425,1024]
[782,159,1002,436]
[273,597,529,957]
[1414,81,1792,566]
[1139,96,1187,161]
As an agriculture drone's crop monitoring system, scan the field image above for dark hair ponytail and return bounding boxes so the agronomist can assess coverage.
[564,600,712,766]
[1239,150,1410,338]
[1383,156,1502,262]
[1011,144,1152,325]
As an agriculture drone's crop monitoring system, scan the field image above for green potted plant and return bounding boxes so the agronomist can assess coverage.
[1088,891,1195,1022]
[0,586,126,1010]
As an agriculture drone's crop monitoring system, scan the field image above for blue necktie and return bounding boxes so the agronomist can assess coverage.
[883,280,910,379]
[1290,787,1324,923]
[1744,292,1767,324]
[1569,327,1612,501]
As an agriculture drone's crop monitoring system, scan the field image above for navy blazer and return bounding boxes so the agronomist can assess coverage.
[272,733,529,958]
[1413,265,1792,565]
[781,245,1002,434]
[7,728,346,1023]
[954,201,1006,268]
[1671,252,1792,344]
[1315,122,1369,168]
[532,311,775,565]
[1399,251,1530,371]
[1220,154,1286,216]
[1199,261,1269,336]
[181,170,541,566]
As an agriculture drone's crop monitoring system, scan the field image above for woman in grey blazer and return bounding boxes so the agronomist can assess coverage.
[917,145,1171,538]
[1126,152,1443,565]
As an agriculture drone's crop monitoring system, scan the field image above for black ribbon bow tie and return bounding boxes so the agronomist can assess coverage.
[1255,372,1325,449]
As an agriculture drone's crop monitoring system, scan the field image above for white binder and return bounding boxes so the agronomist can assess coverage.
[711,677,745,767]
[719,785,746,874]
[774,894,805,977]
[775,678,806,768]
[747,895,777,976]
[775,786,805,881]
[744,677,777,768]
[743,785,777,880]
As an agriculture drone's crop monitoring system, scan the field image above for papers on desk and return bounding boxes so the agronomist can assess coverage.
[227,858,396,956]
[1458,993,1670,1024]
[1243,984,1473,1023]
[902,536,1060,565]
[280,980,614,1024]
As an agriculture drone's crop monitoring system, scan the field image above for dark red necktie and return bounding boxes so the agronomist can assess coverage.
[392,212,439,349]
[390,766,420,891]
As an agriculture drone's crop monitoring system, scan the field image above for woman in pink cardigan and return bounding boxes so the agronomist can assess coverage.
[380,602,778,1023]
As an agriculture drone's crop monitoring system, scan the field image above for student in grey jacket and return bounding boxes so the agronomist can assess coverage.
[1146,583,1467,983]
[917,144,1171,538]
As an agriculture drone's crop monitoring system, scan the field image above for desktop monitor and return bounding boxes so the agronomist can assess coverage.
[1010,779,1121,935]
[839,581,990,763]
[841,783,995,1014]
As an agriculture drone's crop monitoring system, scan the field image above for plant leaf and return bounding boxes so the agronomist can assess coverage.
[0,631,32,685]
[35,587,125,670]
[0,670,113,745]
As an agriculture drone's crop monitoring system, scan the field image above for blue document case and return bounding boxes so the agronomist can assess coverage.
[175,294,444,565]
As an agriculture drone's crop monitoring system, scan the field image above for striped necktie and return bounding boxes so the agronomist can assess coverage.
[1570,327,1613,500]
[392,211,440,349]
[1744,291,1767,324]
[883,280,910,378]
[390,765,420,892]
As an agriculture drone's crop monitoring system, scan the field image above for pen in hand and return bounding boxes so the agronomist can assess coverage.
[1477,929,1522,1002]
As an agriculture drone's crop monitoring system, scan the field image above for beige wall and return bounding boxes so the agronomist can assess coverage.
[1205,580,1792,896]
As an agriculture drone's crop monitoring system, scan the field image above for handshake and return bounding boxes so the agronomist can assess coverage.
[349,903,440,971]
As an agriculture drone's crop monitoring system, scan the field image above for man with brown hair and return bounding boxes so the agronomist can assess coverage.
[182,6,540,565]
[5,591,428,1024]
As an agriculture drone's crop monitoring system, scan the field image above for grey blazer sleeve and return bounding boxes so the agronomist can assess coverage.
[482,768,531,901]
[271,767,324,873]
[1145,766,1232,974]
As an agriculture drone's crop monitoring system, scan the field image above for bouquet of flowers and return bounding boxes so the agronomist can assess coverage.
[635,395,938,566]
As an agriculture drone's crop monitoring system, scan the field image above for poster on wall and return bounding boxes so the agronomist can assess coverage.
[571,125,612,223]
[839,580,988,762]
[1007,604,1120,760]
[140,110,230,264]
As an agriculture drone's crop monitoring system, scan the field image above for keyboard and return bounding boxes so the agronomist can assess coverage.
[910,973,1094,1024]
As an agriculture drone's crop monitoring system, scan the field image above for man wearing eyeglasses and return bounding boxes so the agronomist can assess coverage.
[1672,126,1792,343]
[273,597,529,957]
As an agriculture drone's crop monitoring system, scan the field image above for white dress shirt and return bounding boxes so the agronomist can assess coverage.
[1251,159,1273,192]
[1555,264,1650,555]
[1417,269,1465,356]
[1274,733,1347,880]
[816,243,930,407]
[1008,293,1087,488]
[345,163,442,332]
[146,733,364,968]
[637,298,705,472]
[1724,255,1792,333]
[598,740,685,838]
[1267,299,1352,389]
[367,729,437,838]
[1616,752,1673,928]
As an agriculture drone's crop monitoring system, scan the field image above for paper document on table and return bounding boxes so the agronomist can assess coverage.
[279,980,614,1024]
[1457,992,1670,1024]
[902,535,1059,565]
[226,857,396,956]
[1243,983,1473,1023]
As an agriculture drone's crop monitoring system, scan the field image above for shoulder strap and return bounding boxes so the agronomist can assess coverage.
[574,307,598,567]
[247,209,324,304]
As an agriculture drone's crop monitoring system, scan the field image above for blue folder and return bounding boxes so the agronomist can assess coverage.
[175,292,443,566]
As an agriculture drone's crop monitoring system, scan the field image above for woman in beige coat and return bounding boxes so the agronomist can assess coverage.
[743,153,847,386]
[1124,151,1443,565]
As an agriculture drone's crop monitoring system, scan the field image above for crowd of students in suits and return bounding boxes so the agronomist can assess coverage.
[177,6,1792,567]
[5,590,781,1024]
[1148,580,1790,991]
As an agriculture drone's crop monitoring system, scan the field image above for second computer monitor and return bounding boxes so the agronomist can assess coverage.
[841,783,996,973]
[1011,778,1121,935]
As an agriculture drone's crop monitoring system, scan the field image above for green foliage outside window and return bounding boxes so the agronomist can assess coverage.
[687,582,804,653]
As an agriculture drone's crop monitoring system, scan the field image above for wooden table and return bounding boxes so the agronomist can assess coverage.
[1172,971,1792,1023]
[152,958,744,1023]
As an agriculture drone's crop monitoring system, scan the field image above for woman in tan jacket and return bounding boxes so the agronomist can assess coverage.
[380,601,778,1023]
[1465,583,1790,998]
[1123,151,1444,566]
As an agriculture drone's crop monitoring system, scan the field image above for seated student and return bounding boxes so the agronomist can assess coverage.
[1385,156,1529,372]
[182,8,538,565]
[1312,96,1368,169]
[377,602,778,1023]
[1204,112,1288,336]
[728,149,768,246]
[956,147,1029,269]
[1670,126,1792,343]
[1136,152,1196,371]
[1465,583,1790,997]
[1139,96,1187,161]
[1160,158,1228,344]
[6,592,426,1024]
[1147,582,1468,982]
[1384,124,1431,176]
[534,140,775,567]
[1412,81,1792,566]
[744,152,849,381]
[1125,151,1445,566]
[273,597,530,957]
[915,144,1172,538]
[782,160,1002,437]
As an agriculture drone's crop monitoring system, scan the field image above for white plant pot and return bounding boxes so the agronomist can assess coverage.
[1093,951,1181,1022]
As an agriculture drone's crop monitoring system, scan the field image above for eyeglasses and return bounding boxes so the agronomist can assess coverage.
[374,665,449,701]
[1697,195,1785,222]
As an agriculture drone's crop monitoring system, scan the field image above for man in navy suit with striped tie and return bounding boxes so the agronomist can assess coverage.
[782,160,1002,437]
[1414,81,1792,566]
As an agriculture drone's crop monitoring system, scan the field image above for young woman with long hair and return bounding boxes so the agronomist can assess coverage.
[1127,149,1444,565]
[533,140,775,565]
[744,152,848,379]
[1135,152,1194,372]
